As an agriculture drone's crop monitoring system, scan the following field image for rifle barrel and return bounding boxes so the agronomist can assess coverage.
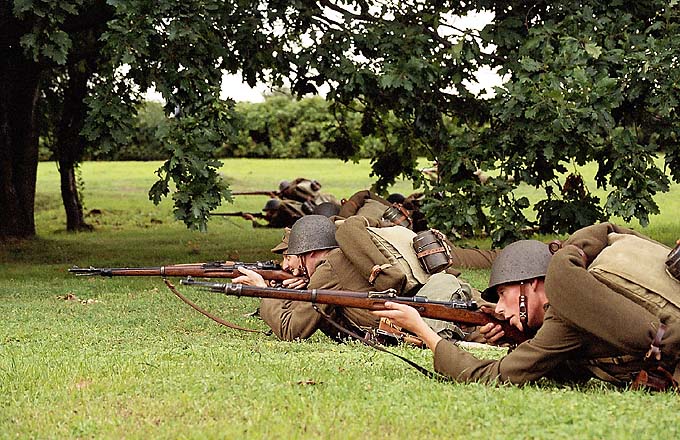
[209,212,265,218]
[69,262,297,281]
[180,280,527,344]
[231,191,279,196]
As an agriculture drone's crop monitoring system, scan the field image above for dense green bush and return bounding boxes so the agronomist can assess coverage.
[217,94,338,158]
[217,94,386,160]
[79,94,409,162]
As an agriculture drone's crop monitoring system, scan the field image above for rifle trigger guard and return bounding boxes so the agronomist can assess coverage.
[367,289,398,299]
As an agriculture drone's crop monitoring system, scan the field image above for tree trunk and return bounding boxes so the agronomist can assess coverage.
[56,61,92,232]
[59,160,91,231]
[0,46,41,240]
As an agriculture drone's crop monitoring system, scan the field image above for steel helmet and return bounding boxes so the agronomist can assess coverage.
[262,198,281,211]
[285,215,338,255]
[386,193,406,204]
[312,202,341,218]
[278,180,291,192]
[482,240,552,302]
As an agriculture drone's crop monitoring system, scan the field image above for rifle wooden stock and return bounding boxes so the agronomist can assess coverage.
[180,280,528,345]
[69,261,298,282]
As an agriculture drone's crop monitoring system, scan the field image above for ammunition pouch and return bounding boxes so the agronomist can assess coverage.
[382,204,412,229]
[413,229,452,274]
[375,318,425,347]
[632,365,679,392]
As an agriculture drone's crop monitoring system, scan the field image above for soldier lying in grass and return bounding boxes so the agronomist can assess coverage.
[374,223,680,391]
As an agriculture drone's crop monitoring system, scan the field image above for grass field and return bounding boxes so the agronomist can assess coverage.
[1,158,679,439]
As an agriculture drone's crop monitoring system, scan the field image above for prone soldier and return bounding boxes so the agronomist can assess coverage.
[244,198,305,228]
[234,215,383,341]
[374,223,680,391]
[339,190,500,270]
[236,214,499,344]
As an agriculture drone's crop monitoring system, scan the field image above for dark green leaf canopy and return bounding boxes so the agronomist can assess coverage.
[3,0,678,243]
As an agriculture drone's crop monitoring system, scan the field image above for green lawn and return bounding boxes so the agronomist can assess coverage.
[1,158,679,439]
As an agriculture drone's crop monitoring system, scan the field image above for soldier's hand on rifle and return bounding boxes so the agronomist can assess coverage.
[373,302,442,351]
[281,277,308,290]
[242,213,255,221]
[232,267,268,288]
[478,305,510,345]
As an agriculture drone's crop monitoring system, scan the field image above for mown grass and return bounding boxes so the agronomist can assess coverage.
[1,158,679,439]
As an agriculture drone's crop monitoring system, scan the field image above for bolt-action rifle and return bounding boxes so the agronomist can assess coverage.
[230,190,279,197]
[179,278,528,345]
[69,261,301,285]
[209,211,266,219]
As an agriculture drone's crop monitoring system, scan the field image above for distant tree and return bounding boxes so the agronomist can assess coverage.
[1,0,284,237]
[2,1,678,245]
[91,101,171,161]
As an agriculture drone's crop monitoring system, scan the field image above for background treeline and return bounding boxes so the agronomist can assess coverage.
[39,94,411,162]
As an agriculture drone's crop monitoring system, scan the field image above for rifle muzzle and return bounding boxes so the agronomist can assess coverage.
[68,266,108,276]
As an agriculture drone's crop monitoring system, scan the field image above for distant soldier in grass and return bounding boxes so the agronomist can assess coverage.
[243,198,305,228]
[278,178,339,214]
[374,223,680,391]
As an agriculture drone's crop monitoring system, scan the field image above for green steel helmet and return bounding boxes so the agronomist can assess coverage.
[285,215,338,255]
[482,240,552,303]
[262,198,281,211]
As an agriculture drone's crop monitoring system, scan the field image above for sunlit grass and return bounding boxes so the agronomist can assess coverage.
[1,158,679,438]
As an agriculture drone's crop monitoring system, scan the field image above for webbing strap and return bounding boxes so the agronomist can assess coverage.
[311,304,449,381]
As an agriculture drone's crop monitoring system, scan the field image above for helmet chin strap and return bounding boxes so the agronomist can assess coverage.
[518,282,529,330]
[298,254,310,279]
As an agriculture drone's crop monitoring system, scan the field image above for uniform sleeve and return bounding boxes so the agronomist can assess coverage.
[259,298,330,340]
[258,260,339,341]
[448,245,500,269]
[434,309,584,385]
[545,225,661,355]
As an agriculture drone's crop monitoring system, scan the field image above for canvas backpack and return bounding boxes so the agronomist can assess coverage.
[588,233,680,323]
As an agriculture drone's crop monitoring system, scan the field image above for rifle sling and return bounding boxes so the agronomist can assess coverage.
[163,279,269,335]
[166,278,446,379]
[311,304,449,381]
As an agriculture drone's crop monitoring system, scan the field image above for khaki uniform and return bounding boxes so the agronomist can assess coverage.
[448,243,499,270]
[339,191,499,270]
[338,190,390,220]
[434,223,680,386]
[259,248,380,341]
[252,200,304,228]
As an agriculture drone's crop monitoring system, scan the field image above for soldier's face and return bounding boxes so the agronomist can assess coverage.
[496,281,545,332]
[282,254,303,276]
[495,284,523,331]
